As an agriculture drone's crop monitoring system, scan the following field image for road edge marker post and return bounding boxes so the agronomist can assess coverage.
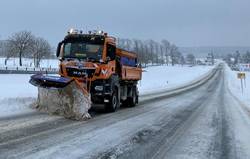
[237,72,245,95]
[244,74,246,88]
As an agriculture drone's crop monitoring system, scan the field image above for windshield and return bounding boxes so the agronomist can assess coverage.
[63,42,103,61]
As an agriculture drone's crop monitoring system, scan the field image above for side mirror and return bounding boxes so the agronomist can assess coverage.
[56,42,62,57]
[107,44,116,61]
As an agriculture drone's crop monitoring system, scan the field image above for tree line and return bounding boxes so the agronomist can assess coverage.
[0,31,53,67]
[224,50,250,66]
[117,38,196,66]
[0,31,197,67]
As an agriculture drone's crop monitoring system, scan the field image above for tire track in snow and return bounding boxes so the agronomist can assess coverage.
[0,72,218,159]
[0,66,221,159]
[93,69,222,159]
[0,69,218,149]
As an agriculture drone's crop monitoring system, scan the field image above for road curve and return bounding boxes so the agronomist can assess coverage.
[1,64,250,159]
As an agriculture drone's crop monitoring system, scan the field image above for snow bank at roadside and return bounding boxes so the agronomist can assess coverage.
[0,65,215,117]
[225,64,250,107]
[0,74,37,117]
[0,98,36,117]
[139,65,214,95]
[0,74,37,100]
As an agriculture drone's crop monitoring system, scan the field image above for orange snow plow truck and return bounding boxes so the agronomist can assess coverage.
[29,29,142,120]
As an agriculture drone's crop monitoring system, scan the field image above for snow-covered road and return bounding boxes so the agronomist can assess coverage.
[0,65,214,117]
[1,64,250,158]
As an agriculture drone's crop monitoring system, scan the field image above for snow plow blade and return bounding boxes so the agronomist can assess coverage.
[29,74,73,89]
[29,74,91,120]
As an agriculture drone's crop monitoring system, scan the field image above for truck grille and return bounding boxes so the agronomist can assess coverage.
[66,67,96,77]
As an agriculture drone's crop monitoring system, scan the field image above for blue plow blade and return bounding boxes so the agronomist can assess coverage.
[29,74,73,89]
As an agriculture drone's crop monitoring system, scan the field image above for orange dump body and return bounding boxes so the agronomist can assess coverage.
[116,48,142,81]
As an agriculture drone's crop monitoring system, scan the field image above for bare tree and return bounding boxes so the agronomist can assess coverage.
[118,37,182,67]
[117,38,127,50]
[242,51,250,63]
[31,37,52,67]
[169,44,178,66]
[161,39,170,65]
[180,55,185,66]
[0,40,11,65]
[233,50,241,65]
[147,39,156,64]
[160,45,164,65]
[0,40,10,58]
[186,53,196,65]
[154,42,160,64]
[132,39,143,63]
[7,31,35,66]
[0,40,4,57]
[117,38,133,51]
[133,39,140,53]
[4,41,18,65]
[125,39,133,51]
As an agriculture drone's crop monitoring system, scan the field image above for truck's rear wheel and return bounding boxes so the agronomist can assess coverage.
[127,87,137,107]
[105,88,119,112]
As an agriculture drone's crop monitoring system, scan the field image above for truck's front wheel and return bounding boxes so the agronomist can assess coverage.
[105,88,119,112]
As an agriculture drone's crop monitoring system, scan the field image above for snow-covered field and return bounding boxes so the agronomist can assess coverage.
[225,65,250,107]
[0,74,37,100]
[139,65,214,95]
[0,65,215,117]
[0,74,38,117]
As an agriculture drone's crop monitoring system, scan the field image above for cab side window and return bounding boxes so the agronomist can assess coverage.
[107,44,116,60]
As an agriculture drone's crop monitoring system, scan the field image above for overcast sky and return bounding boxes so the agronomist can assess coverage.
[0,0,249,47]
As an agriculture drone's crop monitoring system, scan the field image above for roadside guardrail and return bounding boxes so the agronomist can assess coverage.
[0,66,58,74]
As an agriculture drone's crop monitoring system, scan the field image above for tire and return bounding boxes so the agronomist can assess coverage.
[105,88,119,112]
[127,87,137,107]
